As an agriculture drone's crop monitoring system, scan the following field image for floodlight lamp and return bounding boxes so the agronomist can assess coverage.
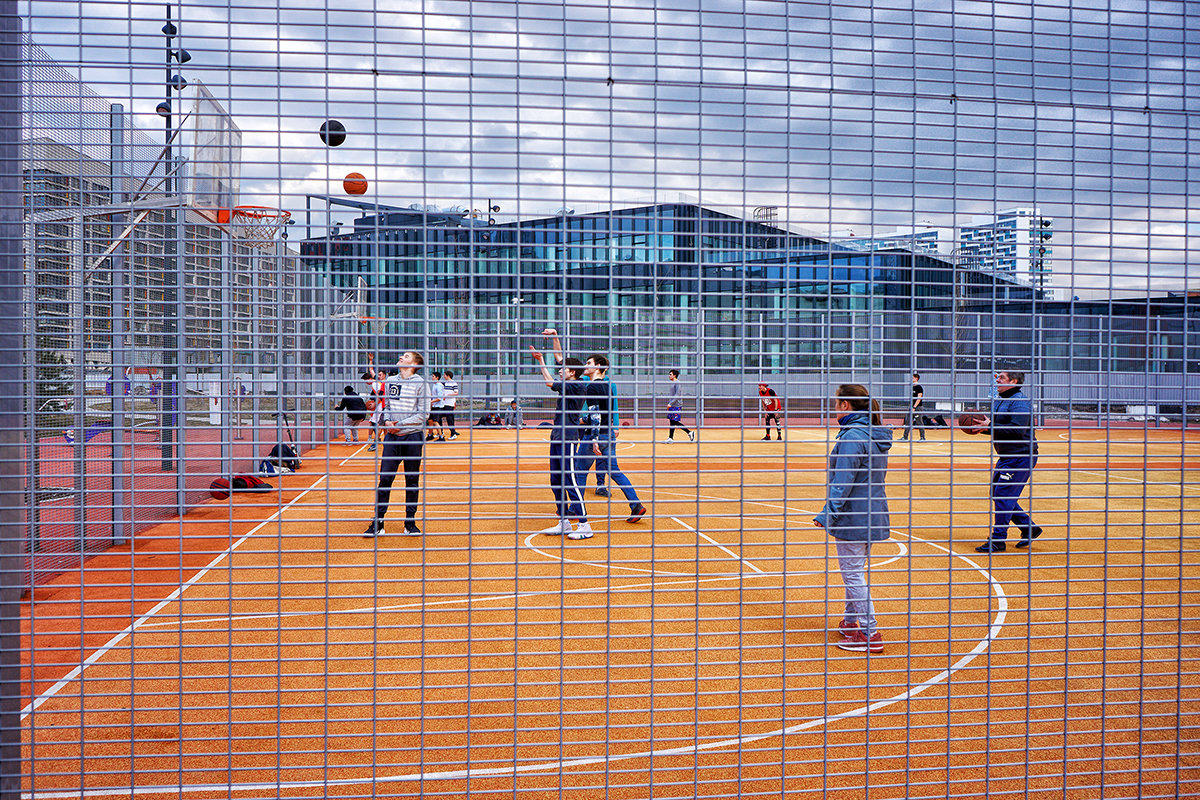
[155,100,171,117]
[161,22,177,37]
[171,48,192,64]
[490,205,500,212]
[169,74,188,91]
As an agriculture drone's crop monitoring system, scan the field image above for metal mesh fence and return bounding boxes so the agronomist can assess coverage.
[4,4,1199,799]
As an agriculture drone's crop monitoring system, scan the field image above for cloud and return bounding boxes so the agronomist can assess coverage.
[20,0,1197,293]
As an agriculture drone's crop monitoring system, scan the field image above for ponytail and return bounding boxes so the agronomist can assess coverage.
[836,383,883,427]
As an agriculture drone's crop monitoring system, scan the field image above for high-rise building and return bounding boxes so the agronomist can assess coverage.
[957,208,1053,291]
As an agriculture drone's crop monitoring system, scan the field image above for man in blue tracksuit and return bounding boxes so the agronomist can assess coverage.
[975,370,1043,553]
[575,355,648,524]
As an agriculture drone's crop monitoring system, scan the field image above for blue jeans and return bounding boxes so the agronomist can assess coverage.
[991,455,1037,540]
[575,437,640,505]
[835,540,876,635]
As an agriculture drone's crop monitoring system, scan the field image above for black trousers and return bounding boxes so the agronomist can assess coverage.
[376,431,425,525]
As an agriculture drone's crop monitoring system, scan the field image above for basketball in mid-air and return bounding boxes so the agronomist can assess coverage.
[319,120,346,146]
[343,172,368,195]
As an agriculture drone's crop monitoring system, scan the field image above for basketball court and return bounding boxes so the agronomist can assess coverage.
[20,423,1197,798]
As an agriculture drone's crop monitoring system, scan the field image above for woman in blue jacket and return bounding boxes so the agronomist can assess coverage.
[814,384,894,654]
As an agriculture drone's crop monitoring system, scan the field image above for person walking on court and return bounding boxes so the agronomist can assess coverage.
[530,329,593,540]
[362,350,430,538]
[901,372,926,442]
[576,354,648,523]
[663,369,694,443]
[441,370,460,439]
[758,382,783,440]
[975,370,1042,553]
[814,384,894,654]
[333,385,368,443]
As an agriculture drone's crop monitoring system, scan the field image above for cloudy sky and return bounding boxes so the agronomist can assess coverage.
[21,0,1199,295]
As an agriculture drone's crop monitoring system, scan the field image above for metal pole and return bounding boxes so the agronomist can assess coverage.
[159,2,174,472]
[0,4,28,797]
[110,104,128,545]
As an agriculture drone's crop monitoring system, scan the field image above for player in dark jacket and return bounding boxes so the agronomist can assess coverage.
[333,385,369,443]
[975,370,1043,553]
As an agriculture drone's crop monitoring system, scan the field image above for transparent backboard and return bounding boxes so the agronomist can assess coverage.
[179,81,241,223]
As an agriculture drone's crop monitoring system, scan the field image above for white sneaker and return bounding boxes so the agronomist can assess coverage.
[567,521,594,540]
[660,438,673,444]
[687,431,695,442]
[541,519,570,536]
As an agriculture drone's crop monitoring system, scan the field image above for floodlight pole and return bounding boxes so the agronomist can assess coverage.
[159,4,175,471]
[161,3,189,507]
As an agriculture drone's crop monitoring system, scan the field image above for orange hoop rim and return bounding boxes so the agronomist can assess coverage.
[231,205,291,223]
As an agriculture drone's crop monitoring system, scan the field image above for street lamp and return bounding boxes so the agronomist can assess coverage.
[510,294,523,406]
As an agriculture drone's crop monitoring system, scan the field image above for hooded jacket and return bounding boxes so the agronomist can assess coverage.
[814,412,893,541]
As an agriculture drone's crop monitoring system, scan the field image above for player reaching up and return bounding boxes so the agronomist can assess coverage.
[362,350,430,539]
[530,328,593,540]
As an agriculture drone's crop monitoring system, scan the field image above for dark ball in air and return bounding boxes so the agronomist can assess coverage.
[320,120,347,147]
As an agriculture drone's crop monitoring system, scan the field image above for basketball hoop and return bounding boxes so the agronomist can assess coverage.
[230,205,291,248]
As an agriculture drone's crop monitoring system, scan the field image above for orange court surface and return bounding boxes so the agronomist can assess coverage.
[20,422,1200,799]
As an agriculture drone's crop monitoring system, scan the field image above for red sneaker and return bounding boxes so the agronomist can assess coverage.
[838,619,859,635]
[626,503,647,524]
[837,628,884,654]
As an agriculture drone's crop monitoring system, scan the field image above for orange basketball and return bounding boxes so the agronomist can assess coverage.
[343,172,368,195]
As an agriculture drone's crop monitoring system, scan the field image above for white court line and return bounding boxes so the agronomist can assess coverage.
[521,531,695,576]
[21,526,1007,800]
[19,445,370,722]
[137,571,803,631]
[1073,469,1180,486]
[672,516,764,573]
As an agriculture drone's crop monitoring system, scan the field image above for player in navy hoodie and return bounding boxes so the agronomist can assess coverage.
[975,370,1043,553]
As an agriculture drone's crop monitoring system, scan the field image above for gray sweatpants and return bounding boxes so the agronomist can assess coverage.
[835,540,877,635]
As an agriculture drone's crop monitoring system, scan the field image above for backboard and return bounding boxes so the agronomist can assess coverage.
[179,81,241,224]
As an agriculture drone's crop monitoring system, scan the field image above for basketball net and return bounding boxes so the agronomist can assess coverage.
[230,205,291,249]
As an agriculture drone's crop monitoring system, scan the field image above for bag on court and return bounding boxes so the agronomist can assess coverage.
[266,442,300,471]
[259,458,295,477]
[211,474,273,499]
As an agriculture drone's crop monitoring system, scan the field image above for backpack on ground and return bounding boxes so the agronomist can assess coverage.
[266,442,300,471]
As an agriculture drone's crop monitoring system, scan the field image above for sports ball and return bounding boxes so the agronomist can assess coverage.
[957,412,988,435]
[210,477,231,500]
[343,172,368,195]
[319,119,346,146]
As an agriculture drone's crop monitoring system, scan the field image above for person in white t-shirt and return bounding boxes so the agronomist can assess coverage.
[426,371,447,441]
[440,370,460,440]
